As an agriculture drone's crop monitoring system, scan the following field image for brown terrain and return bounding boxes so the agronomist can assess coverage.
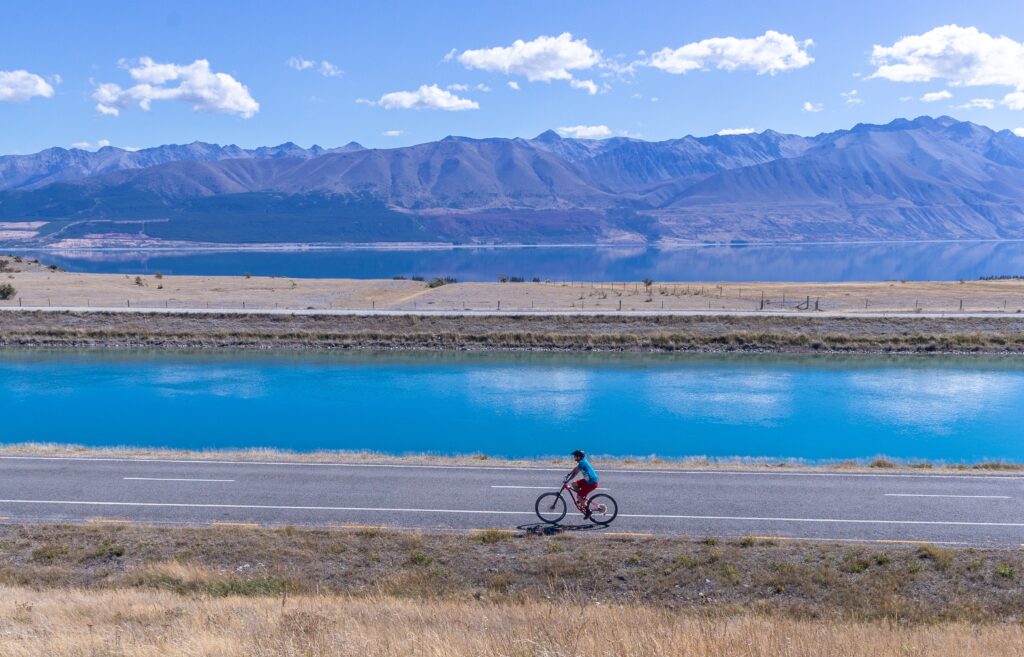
[0,523,1022,656]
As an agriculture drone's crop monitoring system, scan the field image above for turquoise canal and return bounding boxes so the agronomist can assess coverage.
[4,351,1024,462]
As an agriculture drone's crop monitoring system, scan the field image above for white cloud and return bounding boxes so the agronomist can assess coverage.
[647,30,813,75]
[454,33,600,83]
[899,96,914,102]
[448,83,490,92]
[569,78,598,95]
[361,84,479,111]
[840,89,863,105]
[954,98,996,109]
[288,57,342,77]
[802,101,823,112]
[1013,128,1024,137]
[93,57,259,118]
[557,124,612,139]
[382,130,403,137]
[920,90,953,102]
[1003,92,1024,110]
[507,81,520,90]
[70,139,111,150]
[287,57,315,71]
[0,70,55,102]
[869,25,1024,110]
[717,127,756,135]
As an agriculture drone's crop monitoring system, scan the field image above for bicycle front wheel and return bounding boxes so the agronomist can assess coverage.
[535,492,567,524]
[587,494,618,525]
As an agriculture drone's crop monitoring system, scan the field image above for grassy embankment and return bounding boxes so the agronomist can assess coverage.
[1,524,1023,655]
[4,311,1024,353]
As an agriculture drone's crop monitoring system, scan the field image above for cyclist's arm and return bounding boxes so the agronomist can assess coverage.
[565,465,580,481]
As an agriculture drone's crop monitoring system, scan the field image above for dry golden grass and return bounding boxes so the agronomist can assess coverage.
[1,585,1022,657]
[6,262,1024,313]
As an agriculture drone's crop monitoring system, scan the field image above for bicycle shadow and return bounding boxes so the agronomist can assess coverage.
[517,522,607,536]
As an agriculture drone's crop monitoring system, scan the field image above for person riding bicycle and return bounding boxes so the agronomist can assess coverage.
[566,449,600,516]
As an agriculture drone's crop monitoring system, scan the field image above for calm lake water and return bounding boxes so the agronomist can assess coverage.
[4,350,1023,462]
[16,240,1024,281]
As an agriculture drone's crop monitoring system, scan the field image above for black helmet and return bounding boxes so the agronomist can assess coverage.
[571,449,585,459]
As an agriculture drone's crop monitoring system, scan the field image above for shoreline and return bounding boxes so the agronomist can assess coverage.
[2,442,1021,475]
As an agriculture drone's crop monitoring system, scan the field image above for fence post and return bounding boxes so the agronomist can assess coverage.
[497,300,500,310]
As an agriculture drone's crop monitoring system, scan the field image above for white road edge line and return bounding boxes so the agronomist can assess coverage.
[2,499,1024,527]
[123,477,235,483]
[884,493,1011,499]
[491,485,609,490]
[1,455,1021,481]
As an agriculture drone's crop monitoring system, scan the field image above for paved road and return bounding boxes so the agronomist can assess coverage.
[1,455,1022,546]
[0,305,1019,319]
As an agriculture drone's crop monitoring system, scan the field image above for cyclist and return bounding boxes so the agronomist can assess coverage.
[566,449,601,517]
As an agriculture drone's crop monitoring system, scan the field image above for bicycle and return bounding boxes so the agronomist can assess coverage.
[535,477,618,525]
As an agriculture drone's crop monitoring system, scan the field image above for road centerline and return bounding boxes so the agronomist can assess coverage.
[123,477,236,482]
[884,493,1012,499]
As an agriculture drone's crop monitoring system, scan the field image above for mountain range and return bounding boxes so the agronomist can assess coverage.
[2,116,1023,247]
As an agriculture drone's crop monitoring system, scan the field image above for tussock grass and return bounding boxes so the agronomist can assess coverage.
[1,586,1024,656]
[1,524,1023,624]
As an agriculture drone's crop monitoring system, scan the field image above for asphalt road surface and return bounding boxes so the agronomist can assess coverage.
[1,455,1022,546]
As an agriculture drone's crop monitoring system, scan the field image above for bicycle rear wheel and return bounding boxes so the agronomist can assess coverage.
[535,492,567,524]
[587,494,618,525]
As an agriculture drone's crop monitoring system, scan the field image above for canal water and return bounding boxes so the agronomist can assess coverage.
[4,350,1023,462]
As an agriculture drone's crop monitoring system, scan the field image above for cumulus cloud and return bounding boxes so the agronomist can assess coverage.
[802,101,823,112]
[647,30,813,75]
[453,33,600,82]
[288,57,342,77]
[840,89,863,105]
[1013,128,1024,137]
[569,78,598,95]
[507,81,520,90]
[920,90,953,102]
[70,139,111,150]
[869,25,1024,110]
[92,57,259,118]
[717,127,756,135]
[0,70,55,102]
[557,124,612,139]
[954,98,996,109]
[381,129,403,137]
[360,84,479,111]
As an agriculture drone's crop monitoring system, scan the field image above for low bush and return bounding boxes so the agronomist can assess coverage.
[0,283,15,300]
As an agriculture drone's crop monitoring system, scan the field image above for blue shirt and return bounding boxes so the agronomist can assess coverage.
[577,457,598,483]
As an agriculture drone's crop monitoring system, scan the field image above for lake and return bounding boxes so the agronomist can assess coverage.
[3,350,1023,462]
[14,240,1024,281]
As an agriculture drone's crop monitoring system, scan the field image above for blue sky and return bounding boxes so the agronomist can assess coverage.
[2,0,1024,153]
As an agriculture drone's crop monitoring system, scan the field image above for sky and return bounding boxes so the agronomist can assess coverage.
[3,0,1024,153]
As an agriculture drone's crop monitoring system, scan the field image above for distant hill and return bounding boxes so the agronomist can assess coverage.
[2,117,1023,246]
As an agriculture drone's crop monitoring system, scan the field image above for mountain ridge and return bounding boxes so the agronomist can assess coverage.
[1,116,1023,246]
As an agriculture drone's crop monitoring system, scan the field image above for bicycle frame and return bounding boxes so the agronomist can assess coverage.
[560,480,589,514]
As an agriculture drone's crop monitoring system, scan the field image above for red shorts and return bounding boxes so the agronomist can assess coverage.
[572,479,598,499]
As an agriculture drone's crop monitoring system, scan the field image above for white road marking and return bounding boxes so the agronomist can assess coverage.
[884,493,1011,499]
[491,485,609,490]
[1,455,1021,480]
[1,498,1023,528]
[123,477,235,482]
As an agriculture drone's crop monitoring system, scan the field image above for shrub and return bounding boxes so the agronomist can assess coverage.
[477,529,511,544]
[428,277,456,288]
[134,276,144,286]
[0,283,15,300]
[154,272,163,279]
[244,272,252,279]
[869,457,897,469]
[408,550,434,566]
[411,276,424,282]
[532,277,541,283]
